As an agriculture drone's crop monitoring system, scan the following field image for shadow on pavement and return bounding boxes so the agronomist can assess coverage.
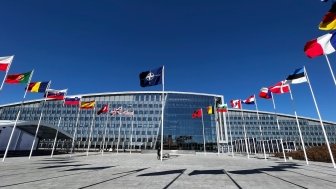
[188,169,224,176]
[38,164,90,169]
[64,166,115,171]
[138,169,185,176]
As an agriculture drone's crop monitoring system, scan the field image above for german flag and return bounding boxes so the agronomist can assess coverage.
[80,101,95,109]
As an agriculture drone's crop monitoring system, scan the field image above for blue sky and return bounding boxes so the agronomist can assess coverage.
[1,0,336,122]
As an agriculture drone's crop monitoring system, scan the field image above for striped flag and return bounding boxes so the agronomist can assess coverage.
[80,101,95,109]
[0,56,14,71]
[27,81,50,93]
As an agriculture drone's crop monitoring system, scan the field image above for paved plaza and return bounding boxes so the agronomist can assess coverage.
[1,152,336,188]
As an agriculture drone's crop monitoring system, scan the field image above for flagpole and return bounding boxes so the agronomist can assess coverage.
[240,103,250,159]
[288,86,308,165]
[222,110,228,155]
[70,102,81,156]
[200,108,206,155]
[0,55,14,91]
[2,70,34,162]
[214,100,220,155]
[51,90,67,158]
[29,81,52,159]
[270,93,287,162]
[130,111,134,154]
[102,106,109,156]
[51,116,62,158]
[117,113,122,154]
[227,108,234,157]
[87,106,96,156]
[304,66,336,168]
[160,66,165,162]
[324,55,336,87]
[254,95,267,160]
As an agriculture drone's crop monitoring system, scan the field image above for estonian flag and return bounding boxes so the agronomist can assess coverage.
[285,68,307,84]
[139,66,163,87]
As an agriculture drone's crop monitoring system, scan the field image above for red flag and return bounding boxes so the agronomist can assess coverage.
[192,108,202,118]
[97,104,109,115]
[269,80,289,94]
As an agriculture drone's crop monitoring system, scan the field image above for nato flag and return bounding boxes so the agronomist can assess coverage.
[139,66,163,87]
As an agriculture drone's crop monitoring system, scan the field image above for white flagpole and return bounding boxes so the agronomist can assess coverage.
[51,90,68,158]
[222,110,228,154]
[226,108,234,157]
[130,112,134,154]
[70,103,81,156]
[160,66,165,162]
[51,117,62,158]
[2,70,34,162]
[102,106,109,156]
[0,55,14,91]
[215,111,220,155]
[117,113,122,154]
[201,108,206,155]
[304,66,336,168]
[324,55,336,87]
[270,93,287,162]
[254,95,267,160]
[240,103,250,158]
[86,105,96,156]
[288,86,308,165]
[29,81,52,159]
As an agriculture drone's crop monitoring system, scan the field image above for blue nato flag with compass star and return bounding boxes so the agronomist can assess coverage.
[139,66,163,87]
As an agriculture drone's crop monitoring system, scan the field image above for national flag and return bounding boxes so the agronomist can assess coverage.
[285,68,308,84]
[5,71,32,84]
[207,106,214,114]
[319,2,336,30]
[259,88,272,99]
[192,108,202,118]
[97,104,109,115]
[64,96,81,106]
[242,95,255,105]
[0,56,14,71]
[268,81,289,94]
[304,31,336,58]
[217,103,227,112]
[111,107,123,115]
[230,100,242,109]
[80,101,95,109]
[45,89,67,100]
[27,81,50,93]
[139,66,163,87]
[123,109,134,116]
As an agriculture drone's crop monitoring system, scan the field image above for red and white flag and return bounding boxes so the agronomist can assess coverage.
[230,99,242,109]
[0,56,14,71]
[269,80,289,94]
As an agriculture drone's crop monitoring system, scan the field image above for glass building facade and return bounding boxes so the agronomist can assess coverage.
[0,91,335,153]
[0,91,223,152]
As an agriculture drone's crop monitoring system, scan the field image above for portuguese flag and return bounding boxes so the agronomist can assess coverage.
[5,71,32,84]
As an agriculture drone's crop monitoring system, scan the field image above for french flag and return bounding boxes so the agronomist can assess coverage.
[304,31,336,58]
[242,95,255,105]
